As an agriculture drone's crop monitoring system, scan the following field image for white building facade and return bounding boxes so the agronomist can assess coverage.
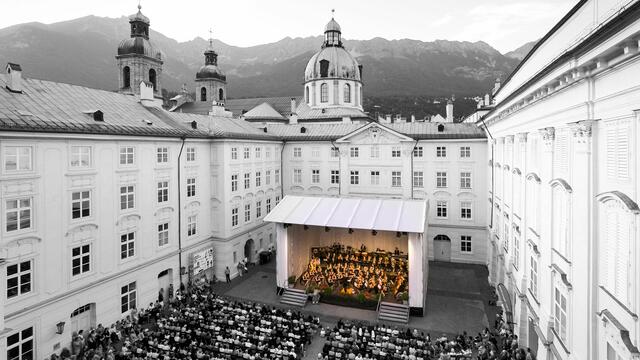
[480,1,640,359]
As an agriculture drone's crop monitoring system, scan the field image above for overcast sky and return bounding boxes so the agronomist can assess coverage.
[2,0,577,53]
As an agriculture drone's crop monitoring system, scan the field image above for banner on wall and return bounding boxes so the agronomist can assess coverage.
[192,248,214,276]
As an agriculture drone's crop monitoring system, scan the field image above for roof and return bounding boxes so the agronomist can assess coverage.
[265,121,487,141]
[243,102,285,120]
[295,102,369,121]
[0,74,206,138]
[225,96,302,118]
[264,195,428,233]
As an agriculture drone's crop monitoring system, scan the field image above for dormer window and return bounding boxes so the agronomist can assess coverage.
[320,60,329,78]
[83,110,104,122]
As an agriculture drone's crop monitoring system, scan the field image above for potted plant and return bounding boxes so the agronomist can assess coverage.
[400,292,409,305]
[287,275,296,287]
[357,292,367,304]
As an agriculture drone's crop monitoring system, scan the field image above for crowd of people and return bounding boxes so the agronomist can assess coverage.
[317,314,536,360]
[300,244,408,299]
[48,281,320,360]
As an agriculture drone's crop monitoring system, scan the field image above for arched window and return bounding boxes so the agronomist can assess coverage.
[344,83,351,103]
[305,86,310,104]
[434,234,451,241]
[200,87,207,102]
[320,83,328,103]
[123,66,130,88]
[319,60,329,78]
[149,69,157,90]
[218,88,224,101]
[550,180,572,257]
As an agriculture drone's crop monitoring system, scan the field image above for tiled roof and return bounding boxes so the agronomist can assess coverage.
[243,102,285,120]
[166,111,279,141]
[296,102,370,121]
[170,101,212,115]
[265,121,487,141]
[0,74,207,138]
[225,96,302,118]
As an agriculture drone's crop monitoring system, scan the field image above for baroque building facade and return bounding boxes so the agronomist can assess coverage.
[480,1,640,359]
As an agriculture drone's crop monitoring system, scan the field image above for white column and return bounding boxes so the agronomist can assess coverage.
[276,223,289,288]
[408,233,423,309]
[0,259,7,356]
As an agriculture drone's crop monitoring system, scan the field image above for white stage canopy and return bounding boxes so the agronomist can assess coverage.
[264,195,428,233]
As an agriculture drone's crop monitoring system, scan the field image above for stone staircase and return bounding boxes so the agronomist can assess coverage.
[280,288,308,307]
[377,301,410,324]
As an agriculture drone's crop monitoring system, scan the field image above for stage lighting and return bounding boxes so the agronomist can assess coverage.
[372,230,377,236]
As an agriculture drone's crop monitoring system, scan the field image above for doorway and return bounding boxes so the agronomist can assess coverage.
[433,234,451,262]
[70,303,95,335]
[244,239,255,264]
[157,268,173,302]
[528,318,539,356]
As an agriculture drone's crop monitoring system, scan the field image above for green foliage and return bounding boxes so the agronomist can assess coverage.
[287,275,296,284]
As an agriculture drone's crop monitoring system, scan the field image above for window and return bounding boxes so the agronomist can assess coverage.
[350,147,359,158]
[320,60,329,77]
[6,198,31,232]
[530,255,538,297]
[461,236,472,253]
[436,146,447,157]
[71,146,91,168]
[187,215,197,236]
[7,327,34,360]
[71,191,91,219]
[123,66,131,88]
[331,170,340,184]
[200,87,207,102]
[504,223,510,252]
[158,223,169,247]
[601,198,632,305]
[186,147,196,162]
[436,172,447,188]
[231,147,238,160]
[293,147,302,158]
[149,68,157,89]
[71,244,91,276]
[243,147,250,159]
[244,204,251,222]
[255,147,261,159]
[121,282,136,313]
[460,172,472,189]
[552,186,569,257]
[293,169,302,184]
[513,234,520,269]
[370,146,379,158]
[186,178,196,197]
[312,169,320,184]
[120,232,135,260]
[460,201,472,219]
[392,171,402,187]
[554,288,568,343]
[350,171,359,185]
[266,147,271,158]
[331,147,340,157]
[391,147,401,158]
[219,88,224,101]
[460,146,471,158]
[266,170,271,185]
[275,169,280,184]
[3,146,32,171]
[157,181,169,203]
[370,171,380,185]
[119,146,135,165]
[7,260,32,299]
[231,174,238,192]
[266,199,271,213]
[244,173,250,189]
[413,147,423,157]
[256,201,262,218]
[231,207,238,227]
[321,83,328,103]
[276,196,280,204]
[344,83,351,103]
[255,172,262,187]
[305,86,310,103]
[312,147,320,158]
[413,171,423,188]
[157,147,169,163]
[436,201,447,218]
[119,185,135,210]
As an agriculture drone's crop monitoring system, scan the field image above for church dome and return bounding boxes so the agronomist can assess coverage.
[196,64,226,81]
[117,37,163,60]
[129,5,150,24]
[304,46,361,82]
[324,18,341,32]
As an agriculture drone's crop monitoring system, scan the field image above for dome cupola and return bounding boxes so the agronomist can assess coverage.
[196,37,226,81]
[323,18,342,47]
[117,5,162,60]
[194,31,227,104]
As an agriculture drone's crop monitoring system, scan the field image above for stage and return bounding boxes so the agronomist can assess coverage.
[264,195,429,316]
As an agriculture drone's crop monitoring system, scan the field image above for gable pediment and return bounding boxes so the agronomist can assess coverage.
[336,122,413,144]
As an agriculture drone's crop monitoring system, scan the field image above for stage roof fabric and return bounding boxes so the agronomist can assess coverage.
[264,195,428,233]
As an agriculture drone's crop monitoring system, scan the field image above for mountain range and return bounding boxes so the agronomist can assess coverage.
[0,15,534,102]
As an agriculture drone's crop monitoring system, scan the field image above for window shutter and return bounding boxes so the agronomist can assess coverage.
[605,206,617,290]
[615,212,629,304]
[616,125,629,180]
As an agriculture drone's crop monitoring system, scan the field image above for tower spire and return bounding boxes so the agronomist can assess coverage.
[208,28,214,49]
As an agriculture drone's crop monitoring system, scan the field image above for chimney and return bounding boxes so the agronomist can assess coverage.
[411,115,416,122]
[6,63,23,93]
[290,97,297,113]
[139,81,159,107]
[446,99,454,122]
[492,78,501,95]
[385,115,392,123]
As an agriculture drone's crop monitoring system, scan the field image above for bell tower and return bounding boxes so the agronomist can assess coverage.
[116,4,163,97]
[195,29,227,104]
